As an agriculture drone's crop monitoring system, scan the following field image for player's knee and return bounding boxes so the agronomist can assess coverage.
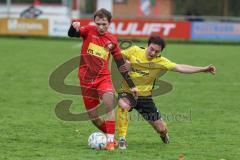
[104,100,114,108]
[102,94,115,108]
[118,99,131,110]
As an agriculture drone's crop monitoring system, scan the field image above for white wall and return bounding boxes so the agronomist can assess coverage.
[0,5,69,19]
[96,0,113,12]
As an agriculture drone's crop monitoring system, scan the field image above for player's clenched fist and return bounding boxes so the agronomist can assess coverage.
[72,22,80,31]
[204,64,216,74]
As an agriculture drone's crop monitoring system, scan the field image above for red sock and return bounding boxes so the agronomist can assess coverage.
[99,122,107,133]
[105,120,115,134]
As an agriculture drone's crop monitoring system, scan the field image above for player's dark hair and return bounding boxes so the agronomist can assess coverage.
[147,35,166,51]
[94,8,112,23]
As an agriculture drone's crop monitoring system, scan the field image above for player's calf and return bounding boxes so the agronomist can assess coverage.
[150,119,170,144]
[159,122,170,144]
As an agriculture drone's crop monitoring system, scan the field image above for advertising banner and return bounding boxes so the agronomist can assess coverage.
[0,18,48,36]
[191,22,240,41]
[48,18,71,37]
[76,19,191,39]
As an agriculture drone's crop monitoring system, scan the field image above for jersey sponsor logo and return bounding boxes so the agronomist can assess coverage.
[136,59,156,68]
[131,67,149,76]
[87,42,109,60]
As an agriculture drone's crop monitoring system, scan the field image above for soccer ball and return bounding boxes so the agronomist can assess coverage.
[88,132,107,150]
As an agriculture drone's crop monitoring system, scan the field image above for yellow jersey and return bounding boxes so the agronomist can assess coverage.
[120,46,176,96]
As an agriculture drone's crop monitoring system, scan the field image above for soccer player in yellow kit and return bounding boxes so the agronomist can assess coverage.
[117,35,216,149]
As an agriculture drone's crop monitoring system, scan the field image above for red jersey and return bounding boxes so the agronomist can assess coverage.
[78,25,122,82]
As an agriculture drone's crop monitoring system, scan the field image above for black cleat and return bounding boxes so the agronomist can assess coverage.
[160,133,170,144]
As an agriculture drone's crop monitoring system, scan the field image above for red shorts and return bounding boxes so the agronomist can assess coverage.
[79,76,114,110]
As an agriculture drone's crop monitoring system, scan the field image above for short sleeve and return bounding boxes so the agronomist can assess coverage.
[121,46,137,59]
[158,57,176,71]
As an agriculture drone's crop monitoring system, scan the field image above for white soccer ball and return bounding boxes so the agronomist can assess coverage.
[88,132,107,150]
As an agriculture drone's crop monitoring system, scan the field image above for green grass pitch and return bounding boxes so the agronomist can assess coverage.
[0,37,239,160]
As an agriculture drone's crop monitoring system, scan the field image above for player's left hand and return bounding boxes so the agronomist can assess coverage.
[204,64,216,74]
[131,87,138,99]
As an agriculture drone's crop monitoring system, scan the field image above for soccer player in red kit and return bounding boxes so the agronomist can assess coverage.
[68,9,137,150]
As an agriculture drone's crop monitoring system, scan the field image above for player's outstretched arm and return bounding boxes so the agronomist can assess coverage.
[68,22,81,37]
[173,64,216,74]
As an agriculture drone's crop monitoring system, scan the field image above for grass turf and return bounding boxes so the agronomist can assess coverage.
[0,37,239,160]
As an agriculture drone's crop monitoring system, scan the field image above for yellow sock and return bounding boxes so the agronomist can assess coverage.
[118,107,129,139]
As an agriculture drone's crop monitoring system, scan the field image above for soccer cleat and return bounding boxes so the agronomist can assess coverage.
[105,141,115,151]
[160,133,170,144]
[118,138,127,149]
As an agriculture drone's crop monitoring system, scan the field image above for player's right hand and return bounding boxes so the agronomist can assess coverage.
[72,22,80,31]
